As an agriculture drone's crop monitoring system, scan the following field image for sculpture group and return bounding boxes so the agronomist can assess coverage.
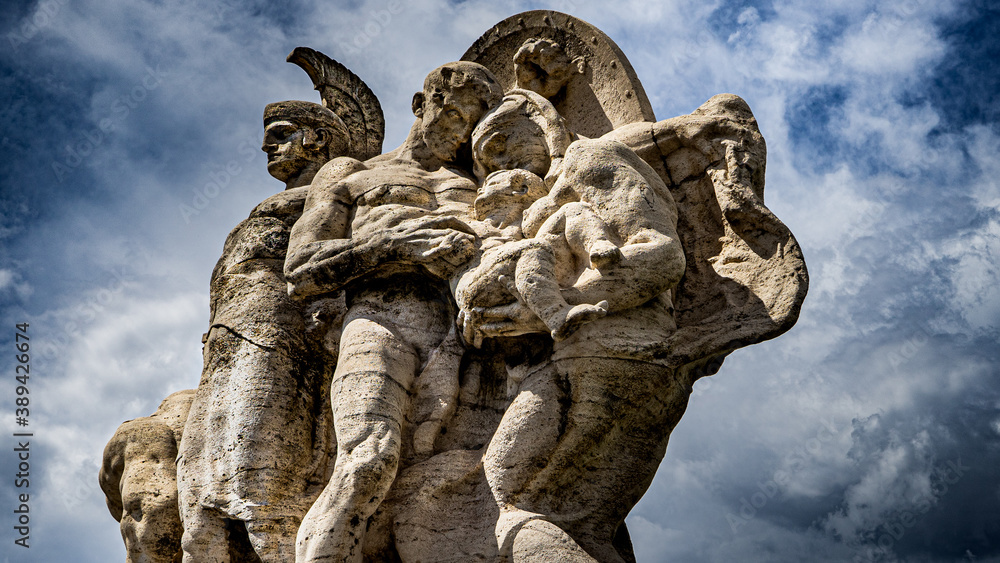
[100,11,807,563]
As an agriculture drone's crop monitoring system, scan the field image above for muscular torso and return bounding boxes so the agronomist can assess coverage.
[339,161,477,243]
[209,187,306,330]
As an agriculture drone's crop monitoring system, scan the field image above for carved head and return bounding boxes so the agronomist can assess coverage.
[513,38,585,99]
[262,101,350,184]
[412,62,503,163]
[471,89,573,183]
[473,168,547,223]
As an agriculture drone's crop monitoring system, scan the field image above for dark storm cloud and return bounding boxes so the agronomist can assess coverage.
[926,0,1000,132]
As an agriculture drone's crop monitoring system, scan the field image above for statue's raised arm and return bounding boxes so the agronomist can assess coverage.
[606,92,808,375]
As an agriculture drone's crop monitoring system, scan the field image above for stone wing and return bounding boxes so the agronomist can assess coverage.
[287,47,385,161]
[607,94,808,377]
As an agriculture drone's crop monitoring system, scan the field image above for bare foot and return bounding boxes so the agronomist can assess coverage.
[588,241,622,270]
[552,300,609,341]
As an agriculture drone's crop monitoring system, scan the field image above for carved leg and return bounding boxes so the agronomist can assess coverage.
[296,317,417,563]
[489,357,691,563]
[512,520,602,563]
[533,357,691,559]
[487,359,623,563]
[484,363,563,557]
[246,515,301,563]
[557,201,622,270]
[511,242,606,341]
[180,505,232,563]
[411,325,464,460]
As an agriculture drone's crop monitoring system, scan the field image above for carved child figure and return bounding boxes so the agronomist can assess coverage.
[453,89,689,561]
[455,89,621,346]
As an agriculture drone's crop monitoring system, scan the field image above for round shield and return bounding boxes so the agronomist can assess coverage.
[462,10,656,138]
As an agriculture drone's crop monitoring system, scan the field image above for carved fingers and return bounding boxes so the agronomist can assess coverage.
[410,229,477,279]
[459,300,547,347]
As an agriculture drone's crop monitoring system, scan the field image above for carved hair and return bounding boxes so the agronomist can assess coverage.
[471,89,574,183]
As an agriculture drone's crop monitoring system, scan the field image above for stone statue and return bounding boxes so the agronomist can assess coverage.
[176,48,384,561]
[455,89,621,345]
[101,49,384,563]
[102,11,807,563]
[462,99,688,563]
[365,11,805,562]
[174,97,344,562]
[100,389,194,563]
[283,61,503,562]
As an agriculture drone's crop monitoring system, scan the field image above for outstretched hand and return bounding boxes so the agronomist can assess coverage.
[458,278,547,347]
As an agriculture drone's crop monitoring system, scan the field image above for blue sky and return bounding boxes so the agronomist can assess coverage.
[1,0,998,561]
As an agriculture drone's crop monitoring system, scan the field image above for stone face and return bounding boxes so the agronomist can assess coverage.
[102,12,807,563]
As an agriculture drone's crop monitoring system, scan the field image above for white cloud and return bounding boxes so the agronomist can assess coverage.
[36,288,205,424]
[836,14,944,76]
[0,267,33,300]
[940,217,1000,331]
[967,125,1000,211]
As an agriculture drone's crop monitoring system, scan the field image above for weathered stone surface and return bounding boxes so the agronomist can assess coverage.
[287,47,385,162]
[606,93,808,374]
[103,11,807,563]
[100,389,195,563]
[176,70,381,559]
[285,60,504,563]
[101,48,383,563]
[463,10,656,139]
